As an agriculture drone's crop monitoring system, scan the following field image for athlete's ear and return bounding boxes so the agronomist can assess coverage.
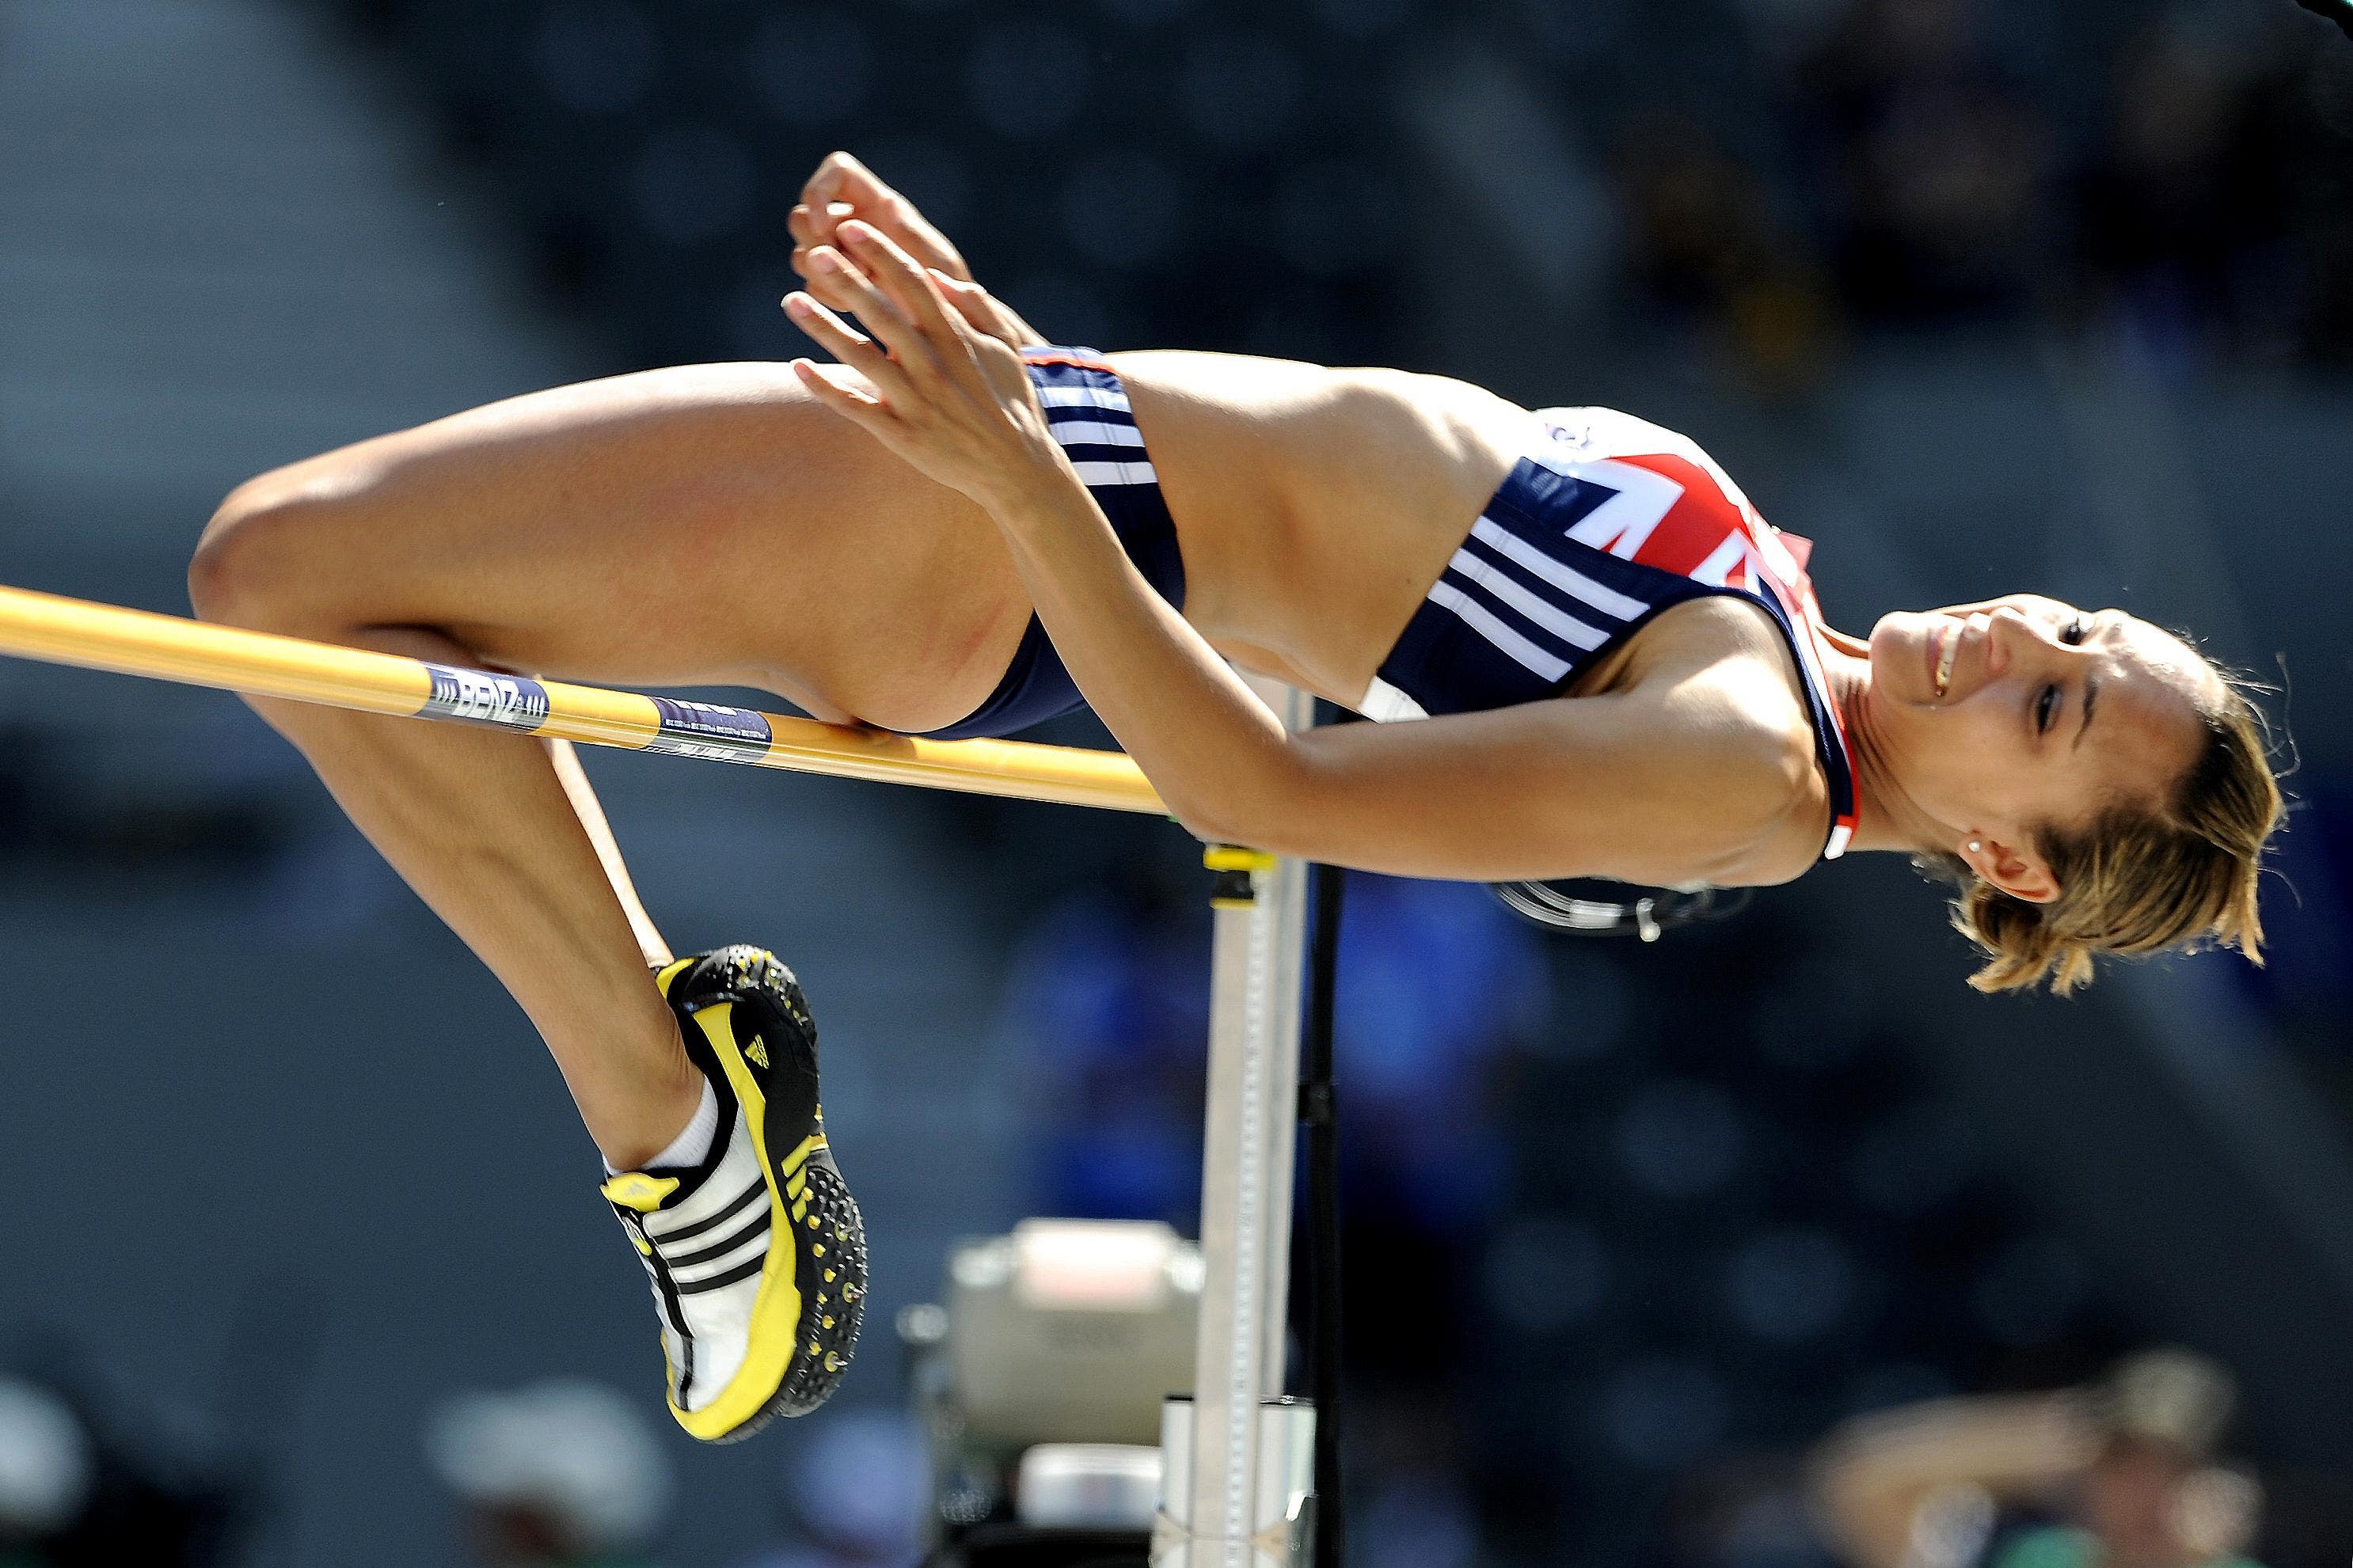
[1958,833,2059,904]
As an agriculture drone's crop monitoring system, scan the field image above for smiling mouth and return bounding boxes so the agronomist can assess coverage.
[1933,622,1958,697]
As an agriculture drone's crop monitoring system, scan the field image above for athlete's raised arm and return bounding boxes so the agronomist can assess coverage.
[782,220,1815,885]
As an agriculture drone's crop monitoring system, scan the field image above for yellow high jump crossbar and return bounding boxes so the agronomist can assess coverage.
[0,583,1165,815]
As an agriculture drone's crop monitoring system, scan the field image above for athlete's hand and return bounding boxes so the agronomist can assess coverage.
[784,220,1072,514]
[789,152,1046,349]
[791,152,967,284]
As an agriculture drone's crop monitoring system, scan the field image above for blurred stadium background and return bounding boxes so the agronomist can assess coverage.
[2,0,2351,1564]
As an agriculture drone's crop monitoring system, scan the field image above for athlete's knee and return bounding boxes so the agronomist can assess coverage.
[188,473,347,632]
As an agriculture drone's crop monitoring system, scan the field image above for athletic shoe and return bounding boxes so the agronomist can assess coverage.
[599,945,865,1441]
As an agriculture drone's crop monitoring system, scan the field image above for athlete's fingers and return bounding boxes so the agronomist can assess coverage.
[781,285,897,382]
[789,353,1034,511]
[837,220,973,381]
[789,358,900,446]
[931,270,1022,349]
[809,157,884,228]
[836,220,935,316]
[792,199,861,273]
[933,272,1002,340]
[789,356,884,409]
[789,203,843,260]
[855,181,970,283]
[800,156,893,256]
[781,290,919,408]
[804,155,972,283]
[810,199,856,251]
[781,288,879,369]
[901,269,1049,434]
[793,248,865,309]
[794,245,872,319]
[798,151,863,218]
[801,239,907,331]
[800,242,945,387]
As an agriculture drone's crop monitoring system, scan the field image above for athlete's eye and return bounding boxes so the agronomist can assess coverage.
[2037,684,2060,733]
[2060,617,2089,646]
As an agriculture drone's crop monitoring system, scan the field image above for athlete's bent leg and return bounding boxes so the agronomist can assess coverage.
[185,364,1028,1170]
[187,366,1027,1433]
[183,563,702,1168]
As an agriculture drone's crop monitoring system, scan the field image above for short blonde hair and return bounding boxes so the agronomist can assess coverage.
[1926,663,2284,996]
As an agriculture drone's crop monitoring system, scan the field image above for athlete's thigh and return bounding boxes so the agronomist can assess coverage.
[204,362,1027,729]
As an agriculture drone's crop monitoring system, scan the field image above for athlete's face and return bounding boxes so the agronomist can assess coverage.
[1865,594,2214,898]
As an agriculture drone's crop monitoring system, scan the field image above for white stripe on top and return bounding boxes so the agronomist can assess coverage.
[1071,458,1159,487]
[1047,419,1146,449]
[1036,384,1133,412]
[1558,458,1685,560]
[1445,548,1608,651]
[1691,533,1747,587]
[1426,582,1571,683]
[1469,518,1650,621]
[1359,676,1429,723]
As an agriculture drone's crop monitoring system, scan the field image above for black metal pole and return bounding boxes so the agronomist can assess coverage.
[1302,860,1347,1568]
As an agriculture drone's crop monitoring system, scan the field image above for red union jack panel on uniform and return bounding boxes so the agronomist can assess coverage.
[1359,408,1859,860]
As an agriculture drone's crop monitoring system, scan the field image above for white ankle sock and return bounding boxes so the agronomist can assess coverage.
[607,1079,720,1175]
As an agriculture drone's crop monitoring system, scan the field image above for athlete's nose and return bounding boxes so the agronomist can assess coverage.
[1989,605,2068,677]
[1980,606,2040,678]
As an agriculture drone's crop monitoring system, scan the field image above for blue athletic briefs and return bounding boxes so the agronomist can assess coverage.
[907,347,1186,742]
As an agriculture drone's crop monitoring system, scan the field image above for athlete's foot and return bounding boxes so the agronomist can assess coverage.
[599,946,865,1442]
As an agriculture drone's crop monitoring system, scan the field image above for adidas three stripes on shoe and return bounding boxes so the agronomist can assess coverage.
[599,945,866,1442]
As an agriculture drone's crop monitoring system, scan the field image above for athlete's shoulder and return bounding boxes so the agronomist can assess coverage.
[1610,598,1829,885]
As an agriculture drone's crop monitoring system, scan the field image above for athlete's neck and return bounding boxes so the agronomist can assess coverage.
[1819,628,1951,857]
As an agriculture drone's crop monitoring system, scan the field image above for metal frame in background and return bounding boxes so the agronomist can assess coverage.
[1155,677,1318,1568]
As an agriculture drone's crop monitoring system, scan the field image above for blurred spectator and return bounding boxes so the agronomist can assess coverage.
[2246,15,2353,364]
[734,1408,924,1568]
[999,871,1545,1392]
[1001,872,1544,1217]
[427,1380,672,1568]
[2068,15,2300,366]
[0,1379,92,1566]
[1671,1453,1841,1568]
[995,866,1212,1228]
[0,1360,245,1568]
[1796,0,2055,321]
[1809,1349,2265,1568]
[1613,112,1842,389]
[1321,876,1549,1402]
[1350,1397,1484,1568]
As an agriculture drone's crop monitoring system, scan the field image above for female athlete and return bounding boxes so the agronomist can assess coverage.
[182,154,2284,1441]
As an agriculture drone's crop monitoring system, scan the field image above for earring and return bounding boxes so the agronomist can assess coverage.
[1967,839,1982,854]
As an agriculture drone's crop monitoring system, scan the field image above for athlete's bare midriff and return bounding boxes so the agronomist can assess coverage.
[1108,350,1529,705]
